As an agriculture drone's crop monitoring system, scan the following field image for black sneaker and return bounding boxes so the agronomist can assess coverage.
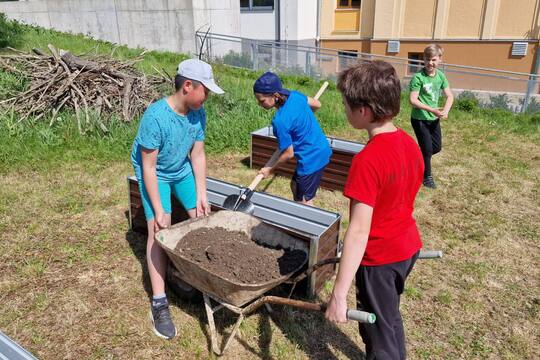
[150,301,177,339]
[423,176,437,189]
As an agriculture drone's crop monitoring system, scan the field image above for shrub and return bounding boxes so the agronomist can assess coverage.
[487,93,514,111]
[221,50,253,69]
[521,96,540,114]
[0,13,23,48]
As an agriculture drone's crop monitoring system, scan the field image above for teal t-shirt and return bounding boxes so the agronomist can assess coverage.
[131,98,206,182]
[409,68,449,120]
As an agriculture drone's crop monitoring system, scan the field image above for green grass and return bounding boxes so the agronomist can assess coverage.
[2,24,538,174]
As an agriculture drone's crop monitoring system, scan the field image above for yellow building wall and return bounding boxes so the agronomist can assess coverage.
[495,0,538,38]
[334,10,360,32]
[402,0,437,38]
[360,0,376,38]
[446,0,485,38]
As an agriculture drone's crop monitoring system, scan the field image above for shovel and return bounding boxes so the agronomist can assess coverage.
[223,81,330,214]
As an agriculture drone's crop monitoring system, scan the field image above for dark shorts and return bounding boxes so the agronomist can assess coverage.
[291,167,325,201]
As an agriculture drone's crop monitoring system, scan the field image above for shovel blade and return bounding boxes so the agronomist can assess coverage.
[222,194,255,215]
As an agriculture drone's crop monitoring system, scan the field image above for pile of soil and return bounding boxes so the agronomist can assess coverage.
[174,227,306,284]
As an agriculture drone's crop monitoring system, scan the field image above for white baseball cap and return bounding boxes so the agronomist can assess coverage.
[177,59,224,94]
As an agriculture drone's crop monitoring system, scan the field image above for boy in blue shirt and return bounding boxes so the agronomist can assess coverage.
[131,59,223,339]
[253,72,332,205]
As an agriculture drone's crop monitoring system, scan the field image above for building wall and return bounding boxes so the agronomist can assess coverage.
[0,0,240,54]
[240,11,276,40]
[446,0,484,38]
[319,0,540,74]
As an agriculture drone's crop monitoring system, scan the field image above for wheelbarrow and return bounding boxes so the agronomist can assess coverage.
[155,210,376,355]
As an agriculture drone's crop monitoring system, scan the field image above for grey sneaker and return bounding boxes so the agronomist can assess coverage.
[150,302,177,339]
[423,175,437,189]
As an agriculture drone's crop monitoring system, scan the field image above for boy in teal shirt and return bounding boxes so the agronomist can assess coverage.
[409,44,454,189]
[131,59,223,339]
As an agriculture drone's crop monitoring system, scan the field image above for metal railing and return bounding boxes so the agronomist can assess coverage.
[196,32,540,113]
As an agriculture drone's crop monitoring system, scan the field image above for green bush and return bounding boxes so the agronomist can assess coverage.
[221,50,253,69]
[487,93,513,111]
[0,13,23,48]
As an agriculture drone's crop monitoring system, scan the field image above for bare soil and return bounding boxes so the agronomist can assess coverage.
[174,227,307,284]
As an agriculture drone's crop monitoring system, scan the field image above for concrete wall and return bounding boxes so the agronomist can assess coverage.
[0,0,240,54]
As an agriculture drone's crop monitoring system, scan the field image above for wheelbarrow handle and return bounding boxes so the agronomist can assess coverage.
[347,309,377,323]
[418,250,443,259]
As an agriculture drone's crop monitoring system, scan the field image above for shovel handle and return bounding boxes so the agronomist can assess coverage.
[248,147,283,191]
[314,81,329,100]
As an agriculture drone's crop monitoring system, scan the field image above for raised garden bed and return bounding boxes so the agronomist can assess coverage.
[250,126,365,191]
[127,176,341,296]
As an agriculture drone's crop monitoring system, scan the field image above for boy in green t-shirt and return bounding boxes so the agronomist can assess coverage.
[409,44,454,189]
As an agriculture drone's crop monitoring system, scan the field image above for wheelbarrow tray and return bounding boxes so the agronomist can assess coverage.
[155,211,309,307]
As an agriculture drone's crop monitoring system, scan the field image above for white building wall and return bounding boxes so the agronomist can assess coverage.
[240,11,276,40]
[0,0,240,54]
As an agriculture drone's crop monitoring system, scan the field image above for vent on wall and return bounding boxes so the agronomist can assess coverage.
[387,40,400,53]
[511,42,528,56]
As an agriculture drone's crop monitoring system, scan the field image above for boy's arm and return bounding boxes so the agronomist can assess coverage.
[439,87,454,119]
[259,145,294,178]
[190,141,210,217]
[141,148,166,231]
[325,200,372,323]
[409,91,443,118]
[307,96,321,111]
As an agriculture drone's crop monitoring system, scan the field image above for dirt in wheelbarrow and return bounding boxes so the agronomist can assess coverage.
[174,227,307,284]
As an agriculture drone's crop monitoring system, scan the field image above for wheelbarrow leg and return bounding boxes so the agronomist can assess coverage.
[221,313,244,354]
[203,293,221,355]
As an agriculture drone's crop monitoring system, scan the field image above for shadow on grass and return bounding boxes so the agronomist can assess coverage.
[124,227,239,355]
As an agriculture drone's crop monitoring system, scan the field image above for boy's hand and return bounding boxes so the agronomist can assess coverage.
[258,166,273,179]
[325,293,348,324]
[439,109,449,119]
[432,109,443,118]
[154,211,168,233]
[196,195,211,217]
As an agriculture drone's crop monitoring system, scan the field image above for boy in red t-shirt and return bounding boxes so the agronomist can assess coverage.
[325,61,424,360]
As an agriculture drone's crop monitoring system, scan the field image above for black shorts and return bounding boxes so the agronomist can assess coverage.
[291,167,325,201]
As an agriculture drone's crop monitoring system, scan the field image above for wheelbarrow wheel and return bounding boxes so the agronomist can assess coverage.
[167,264,202,303]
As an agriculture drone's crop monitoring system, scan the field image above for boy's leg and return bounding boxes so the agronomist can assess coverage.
[411,118,434,178]
[139,180,177,339]
[171,171,198,219]
[290,168,325,206]
[355,253,419,360]
[429,119,442,155]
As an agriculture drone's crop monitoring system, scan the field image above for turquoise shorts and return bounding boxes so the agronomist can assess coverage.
[138,172,197,220]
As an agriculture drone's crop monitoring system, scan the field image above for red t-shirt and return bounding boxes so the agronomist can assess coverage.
[343,128,424,266]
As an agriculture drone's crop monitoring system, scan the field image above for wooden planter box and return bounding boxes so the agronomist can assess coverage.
[250,126,365,191]
[127,176,340,297]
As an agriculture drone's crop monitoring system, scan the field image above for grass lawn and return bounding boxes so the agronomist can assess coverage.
[0,25,539,359]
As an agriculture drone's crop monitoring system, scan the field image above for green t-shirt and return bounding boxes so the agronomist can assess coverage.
[409,68,449,120]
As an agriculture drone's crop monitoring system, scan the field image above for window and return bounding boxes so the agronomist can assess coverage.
[337,0,361,9]
[408,53,423,74]
[338,50,358,71]
[241,0,274,11]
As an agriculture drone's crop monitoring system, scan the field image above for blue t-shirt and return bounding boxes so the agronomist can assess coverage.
[131,98,206,182]
[272,91,332,176]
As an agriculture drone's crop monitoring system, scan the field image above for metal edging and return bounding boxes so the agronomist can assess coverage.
[0,331,38,360]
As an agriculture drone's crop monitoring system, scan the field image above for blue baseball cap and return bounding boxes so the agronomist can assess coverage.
[253,72,290,96]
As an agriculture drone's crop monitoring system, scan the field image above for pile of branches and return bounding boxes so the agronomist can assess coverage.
[0,44,171,132]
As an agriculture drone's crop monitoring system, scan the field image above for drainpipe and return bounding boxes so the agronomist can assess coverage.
[316,0,321,47]
[522,41,540,113]
[276,0,280,42]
